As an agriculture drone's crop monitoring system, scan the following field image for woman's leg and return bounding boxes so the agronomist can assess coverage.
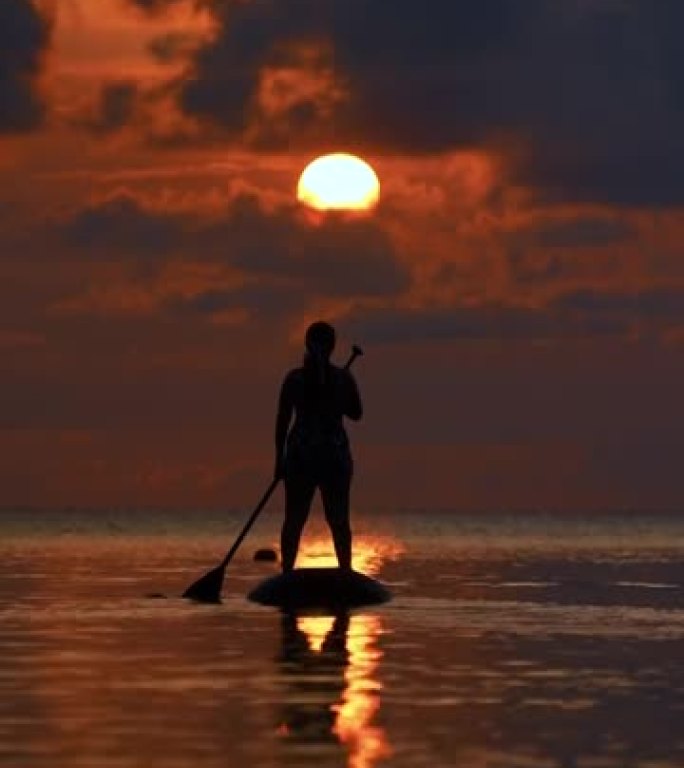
[281,473,316,572]
[320,463,353,571]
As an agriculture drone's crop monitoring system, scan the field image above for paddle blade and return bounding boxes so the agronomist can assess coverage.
[182,563,226,603]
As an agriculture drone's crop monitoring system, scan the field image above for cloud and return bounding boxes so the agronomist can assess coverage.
[170,283,302,320]
[343,284,684,346]
[342,302,629,345]
[56,192,409,317]
[169,205,409,322]
[505,214,635,284]
[61,194,186,257]
[164,1,524,149]
[80,82,139,135]
[553,288,684,321]
[148,32,201,64]
[128,0,189,13]
[131,0,684,205]
[527,216,634,250]
[0,0,51,133]
[227,205,409,297]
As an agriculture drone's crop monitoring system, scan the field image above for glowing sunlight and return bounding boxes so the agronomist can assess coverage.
[297,153,380,211]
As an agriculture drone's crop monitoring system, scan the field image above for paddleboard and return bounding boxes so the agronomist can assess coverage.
[248,567,391,610]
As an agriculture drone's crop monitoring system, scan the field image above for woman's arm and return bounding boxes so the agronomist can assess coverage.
[343,371,363,421]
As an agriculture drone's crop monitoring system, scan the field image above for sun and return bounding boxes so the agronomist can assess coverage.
[297,153,380,212]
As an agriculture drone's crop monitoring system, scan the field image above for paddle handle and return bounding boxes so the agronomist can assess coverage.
[219,345,363,569]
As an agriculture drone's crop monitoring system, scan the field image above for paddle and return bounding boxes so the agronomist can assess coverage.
[182,344,364,603]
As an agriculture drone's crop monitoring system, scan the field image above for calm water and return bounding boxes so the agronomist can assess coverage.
[0,509,682,768]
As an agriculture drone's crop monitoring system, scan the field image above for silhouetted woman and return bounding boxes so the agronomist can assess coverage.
[274,321,363,572]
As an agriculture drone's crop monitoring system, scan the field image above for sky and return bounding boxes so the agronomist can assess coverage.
[2,0,684,512]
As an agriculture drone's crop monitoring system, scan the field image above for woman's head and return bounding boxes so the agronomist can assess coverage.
[305,321,336,360]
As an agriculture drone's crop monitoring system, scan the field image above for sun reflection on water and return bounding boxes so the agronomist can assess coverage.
[333,613,389,768]
[279,613,390,768]
[275,534,398,767]
[295,534,404,576]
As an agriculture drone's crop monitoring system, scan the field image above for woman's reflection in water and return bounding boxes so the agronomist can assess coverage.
[276,611,390,768]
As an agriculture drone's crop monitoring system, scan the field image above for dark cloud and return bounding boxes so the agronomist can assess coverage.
[134,0,684,205]
[82,82,138,135]
[343,303,629,345]
[0,0,51,133]
[128,0,189,13]
[170,0,529,148]
[61,195,187,257]
[553,288,684,321]
[507,215,634,284]
[58,193,408,308]
[227,206,408,297]
[345,285,684,347]
[529,216,634,250]
[148,32,200,64]
[171,283,303,320]
[507,246,621,287]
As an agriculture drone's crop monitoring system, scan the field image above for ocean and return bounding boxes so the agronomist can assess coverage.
[0,508,682,767]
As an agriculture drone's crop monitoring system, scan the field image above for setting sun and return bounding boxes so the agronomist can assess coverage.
[297,153,381,211]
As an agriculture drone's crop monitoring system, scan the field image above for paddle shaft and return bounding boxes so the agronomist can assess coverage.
[219,478,279,568]
[219,346,363,570]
